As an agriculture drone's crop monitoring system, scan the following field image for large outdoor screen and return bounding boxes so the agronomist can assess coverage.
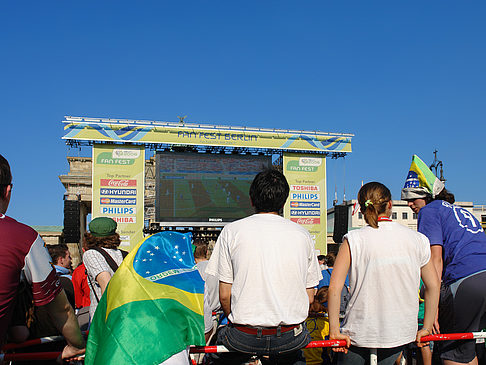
[155,152,272,223]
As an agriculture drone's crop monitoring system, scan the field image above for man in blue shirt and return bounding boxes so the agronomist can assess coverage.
[402,155,486,365]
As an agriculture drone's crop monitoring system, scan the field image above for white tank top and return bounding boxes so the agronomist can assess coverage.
[341,221,430,348]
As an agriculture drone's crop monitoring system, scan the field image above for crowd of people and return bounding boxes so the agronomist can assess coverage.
[1,152,486,365]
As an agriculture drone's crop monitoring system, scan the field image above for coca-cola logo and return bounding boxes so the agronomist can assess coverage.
[290,217,321,225]
[100,179,137,187]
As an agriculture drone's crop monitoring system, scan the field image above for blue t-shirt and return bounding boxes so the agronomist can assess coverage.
[418,200,486,285]
[317,268,349,288]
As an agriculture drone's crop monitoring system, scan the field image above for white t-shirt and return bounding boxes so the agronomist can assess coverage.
[341,221,431,348]
[196,260,221,333]
[196,260,209,281]
[206,213,321,327]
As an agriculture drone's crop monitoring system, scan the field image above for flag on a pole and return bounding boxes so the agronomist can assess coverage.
[85,231,205,365]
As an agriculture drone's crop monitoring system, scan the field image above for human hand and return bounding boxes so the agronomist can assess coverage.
[415,328,432,348]
[329,331,351,354]
[59,344,85,363]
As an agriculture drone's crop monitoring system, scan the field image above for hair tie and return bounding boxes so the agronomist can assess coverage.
[364,199,373,207]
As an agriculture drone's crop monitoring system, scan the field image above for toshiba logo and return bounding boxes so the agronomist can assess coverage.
[290,185,320,191]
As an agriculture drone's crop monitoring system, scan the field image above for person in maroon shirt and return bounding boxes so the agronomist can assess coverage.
[0,154,85,360]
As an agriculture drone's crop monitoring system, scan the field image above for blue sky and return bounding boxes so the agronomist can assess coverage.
[1,1,485,226]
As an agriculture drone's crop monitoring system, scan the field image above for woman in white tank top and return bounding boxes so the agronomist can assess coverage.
[327,182,440,365]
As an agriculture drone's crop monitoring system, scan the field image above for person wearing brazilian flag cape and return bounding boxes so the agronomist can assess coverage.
[402,154,486,365]
[84,231,205,365]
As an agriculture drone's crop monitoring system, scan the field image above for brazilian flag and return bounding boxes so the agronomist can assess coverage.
[85,231,205,365]
[403,154,444,197]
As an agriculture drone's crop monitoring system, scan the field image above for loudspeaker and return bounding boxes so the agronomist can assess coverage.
[63,200,80,243]
[333,205,349,243]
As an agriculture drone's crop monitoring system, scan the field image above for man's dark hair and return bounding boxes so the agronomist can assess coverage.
[249,169,289,213]
[427,188,455,205]
[0,154,12,196]
[48,244,69,264]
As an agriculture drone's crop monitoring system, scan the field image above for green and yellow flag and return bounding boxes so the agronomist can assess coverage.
[401,154,444,200]
[85,231,205,365]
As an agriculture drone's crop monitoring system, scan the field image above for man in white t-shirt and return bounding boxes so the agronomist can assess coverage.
[206,169,321,365]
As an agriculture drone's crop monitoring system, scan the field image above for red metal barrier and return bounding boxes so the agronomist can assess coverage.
[421,333,476,342]
[2,332,485,362]
[2,335,64,351]
[0,351,61,362]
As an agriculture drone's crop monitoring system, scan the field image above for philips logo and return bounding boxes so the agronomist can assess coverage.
[290,193,320,200]
[208,218,223,222]
[101,207,136,215]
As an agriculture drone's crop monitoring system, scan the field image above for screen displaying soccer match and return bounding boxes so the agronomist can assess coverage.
[155,152,271,223]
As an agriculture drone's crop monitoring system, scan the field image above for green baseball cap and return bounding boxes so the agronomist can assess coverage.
[89,217,117,237]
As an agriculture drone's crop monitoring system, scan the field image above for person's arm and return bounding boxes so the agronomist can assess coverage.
[219,281,232,317]
[306,288,316,305]
[416,260,440,346]
[96,271,112,295]
[205,328,213,343]
[44,290,85,359]
[430,245,443,333]
[430,245,443,283]
[22,235,84,360]
[204,291,214,343]
[328,239,351,352]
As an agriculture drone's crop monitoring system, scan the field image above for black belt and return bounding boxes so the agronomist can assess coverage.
[233,323,301,335]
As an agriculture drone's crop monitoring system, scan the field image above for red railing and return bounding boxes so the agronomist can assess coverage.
[1,332,485,362]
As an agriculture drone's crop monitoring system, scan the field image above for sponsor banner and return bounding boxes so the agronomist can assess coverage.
[290,218,321,225]
[100,188,137,196]
[100,197,137,205]
[283,153,327,254]
[93,144,145,251]
[290,185,320,191]
[100,179,137,187]
[290,201,320,208]
[290,193,320,200]
[119,235,131,247]
[112,216,137,223]
[101,207,136,215]
[290,209,321,216]
[63,118,352,153]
